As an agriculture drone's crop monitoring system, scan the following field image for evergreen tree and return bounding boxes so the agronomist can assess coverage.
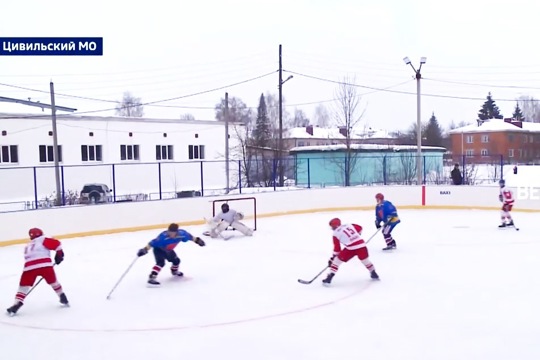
[478,92,503,120]
[424,112,444,147]
[253,93,272,147]
[512,102,525,121]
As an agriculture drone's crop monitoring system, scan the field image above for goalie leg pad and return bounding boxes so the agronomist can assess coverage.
[211,221,229,238]
[231,221,253,236]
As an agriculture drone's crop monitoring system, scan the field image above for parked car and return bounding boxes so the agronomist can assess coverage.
[80,183,112,204]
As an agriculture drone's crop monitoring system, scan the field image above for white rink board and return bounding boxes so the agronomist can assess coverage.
[0,185,539,244]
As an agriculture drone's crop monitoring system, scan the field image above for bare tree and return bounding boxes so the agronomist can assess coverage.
[291,108,310,127]
[115,92,144,117]
[313,104,331,128]
[463,162,478,185]
[215,96,252,124]
[332,75,365,186]
[394,152,417,185]
[518,95,540,122]
[180,113,196,121]
[229,112,255,188]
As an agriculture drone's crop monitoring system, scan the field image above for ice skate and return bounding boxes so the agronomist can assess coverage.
[498,223,507,228]
[322,273,335,286]
[147,274,160,286]
[59,293,69,307]
[370,270,380,280]
[6,301,23,316]
[382,241,396,251]
[507,221,514,227]
[171,270,184,277]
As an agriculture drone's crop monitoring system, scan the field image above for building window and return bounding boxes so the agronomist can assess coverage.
[188,145,205,160]
[298,141,305,147]
[530,135,534,143]
[524,135,528,143]
[481,135,489,143]
[466,135,473,143]
[518,149,523,158]
[0,145,18,163]
[156,145,174,160]
[465,149,474,157]
[39,145,62,163]
[120,145,140,160]
[81,145,103,162]
[481,149,488,156]
[508,149,514,158]
[507,134,514,142]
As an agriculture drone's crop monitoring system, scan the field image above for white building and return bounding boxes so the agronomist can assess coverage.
[284,125,396,148]
[0,113,241,209]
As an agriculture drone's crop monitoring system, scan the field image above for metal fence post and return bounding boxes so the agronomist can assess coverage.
[200,161,204,197]
[499,154,503,180]
[383,156,387,185]
[61,165,65,206]
[423,156,426,185]
[33,167,38,210]
[238,160,242,194]
[273,158,277,191]
[158,162,162,200]
[307,158,311,189]
[112,164,117,202]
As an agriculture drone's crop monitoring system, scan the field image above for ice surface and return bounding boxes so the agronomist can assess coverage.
[1,209,539,360]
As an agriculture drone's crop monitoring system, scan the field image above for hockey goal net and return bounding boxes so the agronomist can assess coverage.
[212,197,257,231]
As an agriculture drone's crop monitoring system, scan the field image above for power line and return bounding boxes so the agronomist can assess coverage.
[0,71,278,119]
[283,69,540,102]
[424,78,540,90]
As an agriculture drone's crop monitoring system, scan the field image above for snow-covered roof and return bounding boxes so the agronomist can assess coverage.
[0,112,242,126]
[285,126,393,140]
[289,144,446,153]
[449,119,540,134]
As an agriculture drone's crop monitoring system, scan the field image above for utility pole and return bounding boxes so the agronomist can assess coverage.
[50,82,62,206]
[278,44,283,187]
[224,92,230,193]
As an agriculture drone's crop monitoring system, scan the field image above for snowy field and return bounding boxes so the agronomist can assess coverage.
[0,209,539,360]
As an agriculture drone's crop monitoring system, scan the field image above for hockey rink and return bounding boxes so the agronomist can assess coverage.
[1,209,539,360]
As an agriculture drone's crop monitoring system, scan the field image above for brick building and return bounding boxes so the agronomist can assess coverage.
[449,118,540,163]
[283,125,397,150]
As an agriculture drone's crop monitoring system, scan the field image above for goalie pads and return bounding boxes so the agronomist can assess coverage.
[231,220,253,236]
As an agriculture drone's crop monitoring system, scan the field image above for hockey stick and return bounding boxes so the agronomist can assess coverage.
[106,256,139,300]
[298,266,329,285]
[365,227,383,244]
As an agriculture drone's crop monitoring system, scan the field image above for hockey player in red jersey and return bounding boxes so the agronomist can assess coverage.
[6,228,69,315]
[498,179,515,228]
[322,218,379,285]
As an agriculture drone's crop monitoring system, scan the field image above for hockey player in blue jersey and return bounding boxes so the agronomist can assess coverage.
[137,223,206,285]
[375,193,400,251]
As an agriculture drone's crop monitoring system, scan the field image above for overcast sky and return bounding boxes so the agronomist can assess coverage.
[1,0,539,132]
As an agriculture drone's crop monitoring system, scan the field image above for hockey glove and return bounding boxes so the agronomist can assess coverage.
[54,250,64,265]
[375,220,381,229]
[194,237,206,247]
[137,248,148,257]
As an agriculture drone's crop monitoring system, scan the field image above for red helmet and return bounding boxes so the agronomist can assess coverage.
[329,218,341,229]
[29,228,43,240]
[375,193,384,202]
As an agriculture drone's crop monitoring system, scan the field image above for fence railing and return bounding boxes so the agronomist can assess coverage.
[0,154,507,213]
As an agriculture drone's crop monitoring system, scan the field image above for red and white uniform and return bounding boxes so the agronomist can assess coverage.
[332,223,370,263]
[23,235,62,271]
[500,186,514,211]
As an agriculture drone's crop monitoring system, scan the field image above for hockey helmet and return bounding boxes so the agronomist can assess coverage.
[221,203,229,213]
[29,228,43,240]
[329,218,341,230]
[499,179,505,187]
[375,193,384,202]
